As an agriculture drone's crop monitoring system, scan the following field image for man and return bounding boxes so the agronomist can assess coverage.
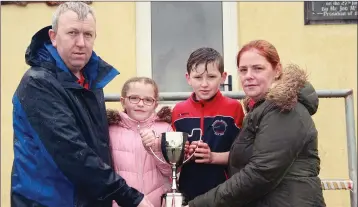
[11,2,153,207]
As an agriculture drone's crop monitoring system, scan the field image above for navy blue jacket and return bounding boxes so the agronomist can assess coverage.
[172,91,244,202]
[11,26,143,207]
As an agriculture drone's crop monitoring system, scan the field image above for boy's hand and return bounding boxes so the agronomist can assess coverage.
[139,129,156,149]
[184,141,191,159]
[184,141,198,161]
[191,141,212,164]
[187,141,196,156]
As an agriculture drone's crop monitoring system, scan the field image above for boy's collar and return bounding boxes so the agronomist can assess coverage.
[190,90,222,104]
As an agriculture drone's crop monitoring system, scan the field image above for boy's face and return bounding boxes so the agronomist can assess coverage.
[186,62,227,101]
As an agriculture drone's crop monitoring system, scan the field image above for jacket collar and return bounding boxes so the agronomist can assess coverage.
[25,26,119,90]
[189,90,223,108]
[242,64,317,114]
[118,111,157,130]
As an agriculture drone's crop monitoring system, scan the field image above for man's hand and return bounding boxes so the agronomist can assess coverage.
[137,196,154,207]
[139,129,157,150]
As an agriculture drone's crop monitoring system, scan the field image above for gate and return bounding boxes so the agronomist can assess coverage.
[105,89,357,207]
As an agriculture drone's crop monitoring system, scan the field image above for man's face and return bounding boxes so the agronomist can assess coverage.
[49,10,96,74]
[186,62,227,101]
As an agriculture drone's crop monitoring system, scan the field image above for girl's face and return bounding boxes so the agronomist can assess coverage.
[121,82,158,122]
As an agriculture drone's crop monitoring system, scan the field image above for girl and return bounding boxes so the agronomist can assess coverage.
[107,77,172,207]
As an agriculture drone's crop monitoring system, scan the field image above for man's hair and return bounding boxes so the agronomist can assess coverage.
[52,2,96,32]
[186,47,224,74]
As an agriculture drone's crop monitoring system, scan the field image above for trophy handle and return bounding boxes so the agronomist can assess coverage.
[149,130,167,164]
[183,128,203,164]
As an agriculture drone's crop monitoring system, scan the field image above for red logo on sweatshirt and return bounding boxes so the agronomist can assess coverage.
[212,120,228,136]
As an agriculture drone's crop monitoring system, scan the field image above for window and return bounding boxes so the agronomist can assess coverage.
[151,2,223,92]
[136,2,239,94]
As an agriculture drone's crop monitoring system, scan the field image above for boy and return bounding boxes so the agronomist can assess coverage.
[171,47,245,202]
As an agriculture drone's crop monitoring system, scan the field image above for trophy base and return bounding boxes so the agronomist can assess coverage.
[161,192,185,207]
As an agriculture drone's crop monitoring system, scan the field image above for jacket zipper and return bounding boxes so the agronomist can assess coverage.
[200,103,205,136]
[137,124,146,192]
[78,90,115,168]
[74,193,79,207]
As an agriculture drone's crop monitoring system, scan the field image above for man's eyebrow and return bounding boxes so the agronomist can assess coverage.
[66,27,95,33]
[67,27,78,30]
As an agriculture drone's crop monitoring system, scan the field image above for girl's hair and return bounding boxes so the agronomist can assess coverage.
[237,40,281,70]
[121,77,159,100]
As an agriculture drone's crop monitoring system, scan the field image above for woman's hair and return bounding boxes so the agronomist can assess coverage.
[121,77,159,99]
[237,40,281,70]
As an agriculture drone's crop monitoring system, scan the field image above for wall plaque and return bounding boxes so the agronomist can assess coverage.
[304,1,358,25]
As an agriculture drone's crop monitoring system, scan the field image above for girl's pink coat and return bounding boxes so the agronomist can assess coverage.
[109,112,172,207]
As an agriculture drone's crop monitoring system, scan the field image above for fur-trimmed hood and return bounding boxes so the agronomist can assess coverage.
[244,64,319,115]
[107,106,172,126]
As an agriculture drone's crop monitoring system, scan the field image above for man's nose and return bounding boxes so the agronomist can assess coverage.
[76,34,85,47]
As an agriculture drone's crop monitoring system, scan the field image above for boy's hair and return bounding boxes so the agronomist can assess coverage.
[186,47,224,74]
[121,77,159,99]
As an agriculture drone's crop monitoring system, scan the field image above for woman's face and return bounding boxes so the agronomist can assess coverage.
[238,49,281,101]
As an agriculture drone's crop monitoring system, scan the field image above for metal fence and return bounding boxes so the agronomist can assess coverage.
[105,89,357,207]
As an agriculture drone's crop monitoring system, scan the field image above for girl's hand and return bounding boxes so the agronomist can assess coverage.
[138,196,154,207]
[139,129,157,149]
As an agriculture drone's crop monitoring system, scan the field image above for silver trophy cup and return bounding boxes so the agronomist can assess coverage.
[149,128,202,207]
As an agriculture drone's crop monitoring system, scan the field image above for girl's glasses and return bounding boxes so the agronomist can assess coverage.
[126,95,156,106]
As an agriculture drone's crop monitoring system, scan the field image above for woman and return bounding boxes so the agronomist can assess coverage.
[185,40,326,207]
